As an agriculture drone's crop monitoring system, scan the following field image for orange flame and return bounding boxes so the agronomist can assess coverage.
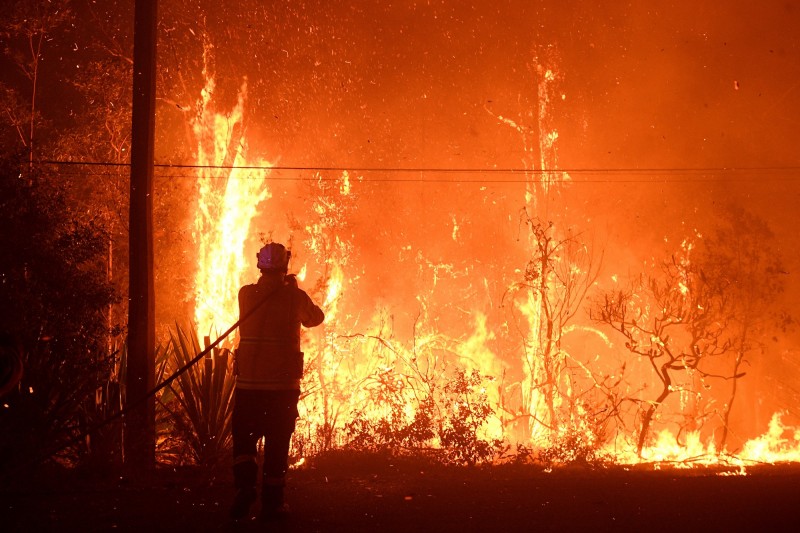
[184,49,800,469]
[192,67,272,341]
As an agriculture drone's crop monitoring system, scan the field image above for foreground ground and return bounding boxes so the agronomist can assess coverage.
[2,452,799,532]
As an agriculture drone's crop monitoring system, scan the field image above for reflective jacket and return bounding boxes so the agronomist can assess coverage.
[236,274,324,390]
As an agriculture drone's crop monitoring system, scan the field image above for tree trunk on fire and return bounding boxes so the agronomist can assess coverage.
[719,347,746,451]
[637,364,673,457]
[539,259,558,434]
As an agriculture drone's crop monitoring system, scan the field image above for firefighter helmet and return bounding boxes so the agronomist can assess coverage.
[256,242,291,271]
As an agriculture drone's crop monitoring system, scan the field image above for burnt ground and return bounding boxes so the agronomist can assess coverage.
[2,452,799,532]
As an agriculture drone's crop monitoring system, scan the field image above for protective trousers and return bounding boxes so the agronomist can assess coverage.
[232,388,301,509]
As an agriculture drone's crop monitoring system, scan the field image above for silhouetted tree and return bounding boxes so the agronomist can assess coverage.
[590,207,789,455]
[695,205,790,448]
[0,154,118,471]
[504,212,602,444]
[51,55,133,347]
[0,0,74,166]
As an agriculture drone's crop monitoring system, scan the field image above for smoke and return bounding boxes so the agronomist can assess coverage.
[149,0,800,442]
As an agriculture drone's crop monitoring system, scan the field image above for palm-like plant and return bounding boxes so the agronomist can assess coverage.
[159,325,235,465]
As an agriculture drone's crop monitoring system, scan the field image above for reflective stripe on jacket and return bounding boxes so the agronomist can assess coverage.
[236,274,324,391]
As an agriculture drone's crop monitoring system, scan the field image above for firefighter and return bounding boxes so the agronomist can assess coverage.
[230,242,324,522]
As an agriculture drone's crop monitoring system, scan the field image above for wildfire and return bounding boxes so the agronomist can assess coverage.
[602,412,800,469]
[192,65,273,340]
[185,47,800,471]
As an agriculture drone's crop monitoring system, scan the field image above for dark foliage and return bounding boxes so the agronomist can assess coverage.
[0,154,119,472]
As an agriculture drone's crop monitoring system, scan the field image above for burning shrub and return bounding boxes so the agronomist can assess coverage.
[343,389,436,454]
[342,366,504,466]
[341,364,435,454]
[439,369,506,466]
[535,426,611,469]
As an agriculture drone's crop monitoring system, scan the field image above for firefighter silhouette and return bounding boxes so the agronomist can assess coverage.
[230,242,324,522]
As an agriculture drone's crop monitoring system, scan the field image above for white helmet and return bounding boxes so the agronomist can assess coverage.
[256,242,291,271]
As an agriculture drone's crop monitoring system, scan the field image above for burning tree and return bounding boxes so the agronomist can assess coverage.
[280,170,510,464]
[590,245,719,457]
[191,46,274,339]
[295,170,357,452]
[484,47,620,460]
[503,212,604,450]
[693,206,790,449]
[590,208,789,456]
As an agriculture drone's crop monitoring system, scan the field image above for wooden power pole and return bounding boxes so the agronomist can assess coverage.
[126,0,158,469]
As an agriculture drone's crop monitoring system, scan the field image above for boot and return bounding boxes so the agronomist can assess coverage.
[230,457,258,520]
[229,487,257,521]
[259,484,289,522]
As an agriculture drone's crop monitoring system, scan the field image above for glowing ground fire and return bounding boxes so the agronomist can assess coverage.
[189,55,800,469]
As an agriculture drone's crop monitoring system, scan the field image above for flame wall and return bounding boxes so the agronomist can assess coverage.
[150,0,800,459]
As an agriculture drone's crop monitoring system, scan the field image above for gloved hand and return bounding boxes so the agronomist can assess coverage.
[284,274,298,288]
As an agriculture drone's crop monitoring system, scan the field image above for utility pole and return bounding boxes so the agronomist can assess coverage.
[126,0,158,469]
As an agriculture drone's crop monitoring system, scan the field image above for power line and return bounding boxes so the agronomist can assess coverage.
[34,159,800,173]
[30,159,800,184]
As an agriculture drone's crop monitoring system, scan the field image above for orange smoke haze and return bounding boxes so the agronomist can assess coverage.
[145,1,800,462]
